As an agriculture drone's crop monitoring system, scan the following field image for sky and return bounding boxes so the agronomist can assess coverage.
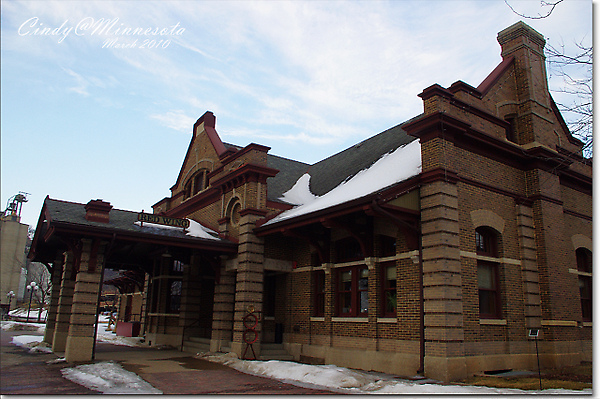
[0,0,593,229]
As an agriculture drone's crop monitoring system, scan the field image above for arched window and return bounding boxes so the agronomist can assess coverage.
[576,248,592,321]
[476,227,501,319]
[183,180,192,199]
[183,169,209,199]
[229,200,241,225]
[193,169,208,195]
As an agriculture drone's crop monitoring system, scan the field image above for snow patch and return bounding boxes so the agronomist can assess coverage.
[1,320,46,333]
[200,352,592,395]
[61,361,162,394]
[267,140,421,225]
[134,218,220,240]
[7,307,47,322]
[10,334,52,353]
[279,173,317,205]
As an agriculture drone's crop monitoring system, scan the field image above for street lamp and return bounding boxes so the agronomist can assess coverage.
[26,282,38,322]
[5,291,15,320]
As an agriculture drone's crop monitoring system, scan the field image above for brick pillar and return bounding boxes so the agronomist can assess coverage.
[64,239,107,363]
[52,252,76,352]
[420,179,466,381]
[516,204,542,330]
[231,211,265,357]
[43,254,64,345]
[210,270,236,352]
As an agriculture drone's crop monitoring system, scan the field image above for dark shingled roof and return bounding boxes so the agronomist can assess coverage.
[262,118,420,202]
[307,122,416,196]
[43,198,221,241]
[223,118,419,204]
[266,155,310,202]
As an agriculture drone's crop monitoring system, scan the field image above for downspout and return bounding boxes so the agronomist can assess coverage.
[370,198,424,375]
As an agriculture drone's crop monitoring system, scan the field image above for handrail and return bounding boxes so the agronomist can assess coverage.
[180,317,202,351]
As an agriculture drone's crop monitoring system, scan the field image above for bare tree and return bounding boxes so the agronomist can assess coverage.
[505,0,592,157]
[546,40,592,157]
[504,0,565,19]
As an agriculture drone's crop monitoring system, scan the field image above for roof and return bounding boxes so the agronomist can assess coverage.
[39,198,228,243]
[260,117,420,207]
[257,117,423,229]
[266,154,310,202]
[222,141,310,202]
[306,120,418,196]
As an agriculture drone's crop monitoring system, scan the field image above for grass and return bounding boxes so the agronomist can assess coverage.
[455,362,592,391]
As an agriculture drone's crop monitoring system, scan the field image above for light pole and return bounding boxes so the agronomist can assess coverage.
[5,291,15,320]
[26,282,38,322]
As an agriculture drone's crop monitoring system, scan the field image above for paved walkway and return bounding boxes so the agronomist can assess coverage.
[1,329,337,395]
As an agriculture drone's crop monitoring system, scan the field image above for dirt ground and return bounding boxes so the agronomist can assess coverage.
[456,362,592,391]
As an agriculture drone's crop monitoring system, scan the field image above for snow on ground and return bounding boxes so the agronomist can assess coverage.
[2,320,591,395]
[267,140,422,225]
[200,352,592,396]
[1,320,46,333]
[10,333,53,353]
[7,307,47,322]
[95,320,146,347]
[61,361,162,394]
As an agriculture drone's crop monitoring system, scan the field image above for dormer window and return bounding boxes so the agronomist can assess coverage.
[183,169,209,199]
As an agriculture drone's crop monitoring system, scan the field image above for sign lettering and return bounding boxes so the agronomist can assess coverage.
[137,213,190,229]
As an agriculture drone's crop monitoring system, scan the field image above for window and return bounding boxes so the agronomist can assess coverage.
[173,260,184,273]
[336,237,363,262]
[230,201,241,225]
[576,248,592,321]
[183,180,192,199]
[505,114,517,143]
[168,280,182,312]
[184,169,209,199]
[336,266,368,316]
[313,271,325,317]
[475,227,497,256]
[193,170,208,195]
[476,227,501,318]
[381,262,397,317]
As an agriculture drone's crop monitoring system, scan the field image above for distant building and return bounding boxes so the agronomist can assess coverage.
[1,209,29,305]
[29,22,591,381]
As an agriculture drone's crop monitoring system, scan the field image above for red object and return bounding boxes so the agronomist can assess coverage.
[116,321,140,337]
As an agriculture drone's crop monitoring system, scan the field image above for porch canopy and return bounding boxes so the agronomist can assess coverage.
[29,196,237,274]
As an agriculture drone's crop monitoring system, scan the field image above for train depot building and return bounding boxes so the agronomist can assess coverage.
[29,22,591,382]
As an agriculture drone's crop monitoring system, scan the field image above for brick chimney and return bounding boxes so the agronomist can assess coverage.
[85,199,112,223]
[497,22,552,145]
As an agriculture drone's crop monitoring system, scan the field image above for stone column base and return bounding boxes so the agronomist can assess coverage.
[52,330,69,353]
[43,327,55,345]
[65,336,94,363]
[424,356,467,381]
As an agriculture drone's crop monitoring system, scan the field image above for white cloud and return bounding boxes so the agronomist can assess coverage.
[62,67,90,96]
[150,110,195,133]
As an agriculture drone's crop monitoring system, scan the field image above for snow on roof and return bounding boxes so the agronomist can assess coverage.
[134,218,220,240]
[265,139,421,225]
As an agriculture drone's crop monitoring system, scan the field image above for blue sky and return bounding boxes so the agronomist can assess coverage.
[1,0,593,229]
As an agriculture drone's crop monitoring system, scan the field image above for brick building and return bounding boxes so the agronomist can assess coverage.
[29,22,591,381]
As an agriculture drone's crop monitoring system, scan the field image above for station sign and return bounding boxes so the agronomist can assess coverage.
[137,212,190,229]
